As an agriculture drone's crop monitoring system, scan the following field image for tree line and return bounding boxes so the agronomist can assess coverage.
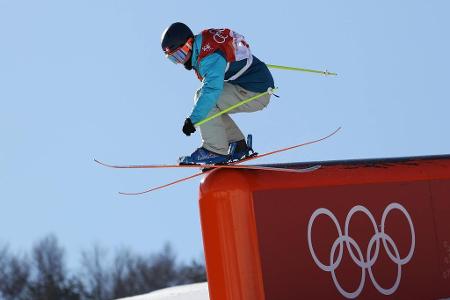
[0,235,206,300]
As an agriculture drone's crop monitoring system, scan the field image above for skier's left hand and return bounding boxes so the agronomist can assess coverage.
[182,118,196,136]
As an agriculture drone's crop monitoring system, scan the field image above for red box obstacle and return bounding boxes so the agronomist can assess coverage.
[199,155,450,300]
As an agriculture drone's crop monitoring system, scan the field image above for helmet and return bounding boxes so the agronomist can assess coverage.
[161,22,194,53]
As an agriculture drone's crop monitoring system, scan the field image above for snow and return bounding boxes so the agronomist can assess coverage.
[116,282,209,300]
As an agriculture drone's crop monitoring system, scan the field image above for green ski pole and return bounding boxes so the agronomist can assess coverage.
[193,64,335,127]
[194,88,278,127]
[267,64,337,76]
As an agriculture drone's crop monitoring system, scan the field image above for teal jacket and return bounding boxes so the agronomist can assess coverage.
[189,34,274,124]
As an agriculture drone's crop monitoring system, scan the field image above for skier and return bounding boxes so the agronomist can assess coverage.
[161,22,275,164]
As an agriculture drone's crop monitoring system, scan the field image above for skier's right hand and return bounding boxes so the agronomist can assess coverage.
[182,118,196,136]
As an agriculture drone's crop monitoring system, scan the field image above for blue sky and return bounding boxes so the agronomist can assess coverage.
[1,0,449,269]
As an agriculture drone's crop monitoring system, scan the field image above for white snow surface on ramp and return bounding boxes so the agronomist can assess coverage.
[116,282,209,300]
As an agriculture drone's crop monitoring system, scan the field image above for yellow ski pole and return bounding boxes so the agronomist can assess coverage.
[194,87,278,127]
[194,64,335,127]
[267,64,337,76]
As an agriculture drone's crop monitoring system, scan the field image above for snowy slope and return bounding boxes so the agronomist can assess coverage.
[116,282,209,300]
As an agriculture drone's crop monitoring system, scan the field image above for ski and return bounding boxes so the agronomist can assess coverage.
[118,165,321,196]
[99,127,341,195]
[94,158,319,173]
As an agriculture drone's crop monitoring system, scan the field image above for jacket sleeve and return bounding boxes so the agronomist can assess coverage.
[189,53,227,124]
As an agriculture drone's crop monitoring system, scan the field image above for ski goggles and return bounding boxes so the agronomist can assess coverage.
[164,38,193,64]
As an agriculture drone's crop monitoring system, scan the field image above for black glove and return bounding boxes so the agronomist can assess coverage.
[182,118,196,136]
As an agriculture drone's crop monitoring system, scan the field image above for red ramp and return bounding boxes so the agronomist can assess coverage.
[199,155,450,300]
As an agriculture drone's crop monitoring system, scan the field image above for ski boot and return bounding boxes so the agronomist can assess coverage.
[178,147,229,165]
[228,134,256,162]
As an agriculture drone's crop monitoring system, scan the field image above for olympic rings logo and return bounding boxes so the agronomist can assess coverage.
[307,203,415,299]
[209,29,228,44]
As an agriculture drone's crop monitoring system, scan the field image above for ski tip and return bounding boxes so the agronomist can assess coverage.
[328,126,342,137]
[118,190,148,196]
[94,158,104,164]
[94,158,111,168]
[118,191,136,196]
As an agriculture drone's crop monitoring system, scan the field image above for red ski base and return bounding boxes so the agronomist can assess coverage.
[95,127,341,195]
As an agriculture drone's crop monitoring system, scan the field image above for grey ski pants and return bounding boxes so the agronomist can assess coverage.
[195,82,271,155]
